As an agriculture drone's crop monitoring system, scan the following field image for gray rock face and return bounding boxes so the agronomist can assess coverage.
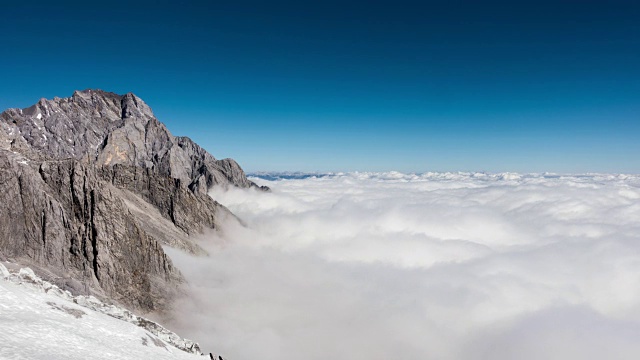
[1,89,258,192]
[0,89,265,312]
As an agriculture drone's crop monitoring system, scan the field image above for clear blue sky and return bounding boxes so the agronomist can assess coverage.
[1,1,638,173]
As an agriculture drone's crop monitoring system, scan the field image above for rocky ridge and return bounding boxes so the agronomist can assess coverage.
[0,89,264,312]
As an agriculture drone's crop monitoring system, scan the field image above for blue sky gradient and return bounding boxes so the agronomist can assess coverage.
[1,1,638,172]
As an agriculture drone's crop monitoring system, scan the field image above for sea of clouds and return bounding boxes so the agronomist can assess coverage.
[165,171,640,360]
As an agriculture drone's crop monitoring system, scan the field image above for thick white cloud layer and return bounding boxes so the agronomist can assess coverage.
[165,172,640,360]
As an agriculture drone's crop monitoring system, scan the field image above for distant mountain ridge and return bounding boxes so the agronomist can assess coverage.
[0,89,264,312]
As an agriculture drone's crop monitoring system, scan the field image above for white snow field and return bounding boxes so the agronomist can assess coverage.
[0,264,205,360]
[165,172,640,360]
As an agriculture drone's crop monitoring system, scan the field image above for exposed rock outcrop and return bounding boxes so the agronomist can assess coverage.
[0,89,263,312]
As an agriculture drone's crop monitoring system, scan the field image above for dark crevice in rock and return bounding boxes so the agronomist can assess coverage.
[89,190,99,282]
[41,210,46,247]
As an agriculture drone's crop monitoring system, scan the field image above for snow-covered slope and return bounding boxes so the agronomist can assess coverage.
[0,263,210,360]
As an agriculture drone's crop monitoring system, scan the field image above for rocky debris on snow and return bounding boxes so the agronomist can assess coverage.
[1,263,203,355]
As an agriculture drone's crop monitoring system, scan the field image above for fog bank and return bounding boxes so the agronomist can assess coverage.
[165,172,640,360]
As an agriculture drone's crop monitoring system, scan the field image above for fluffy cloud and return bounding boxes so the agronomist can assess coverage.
[164,172,640,360]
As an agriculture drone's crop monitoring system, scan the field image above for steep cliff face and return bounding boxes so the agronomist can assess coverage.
[0,89,262,312]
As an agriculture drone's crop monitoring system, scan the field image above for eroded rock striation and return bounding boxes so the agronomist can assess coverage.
[0,89,263,312]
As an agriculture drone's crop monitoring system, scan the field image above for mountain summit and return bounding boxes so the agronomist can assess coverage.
[0,89,264,312]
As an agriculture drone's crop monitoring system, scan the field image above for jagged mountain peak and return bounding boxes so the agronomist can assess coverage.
[13,89,154,125]
[1,89,256,190]
[68,89,154,120]
[0,90,265,313]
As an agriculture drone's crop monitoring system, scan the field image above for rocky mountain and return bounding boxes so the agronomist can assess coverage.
[0,89,265,312]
